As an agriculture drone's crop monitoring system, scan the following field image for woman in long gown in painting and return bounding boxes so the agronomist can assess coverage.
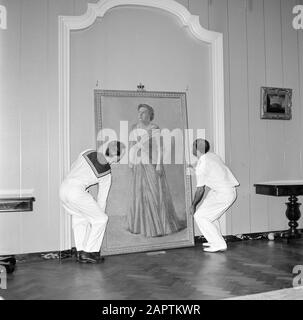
[127,103,183,237]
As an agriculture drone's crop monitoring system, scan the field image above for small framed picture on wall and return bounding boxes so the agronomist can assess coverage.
[260,87,292,120]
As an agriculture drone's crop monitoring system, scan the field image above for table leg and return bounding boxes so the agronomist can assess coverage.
[0,256,16,274]
[285,195,301,239]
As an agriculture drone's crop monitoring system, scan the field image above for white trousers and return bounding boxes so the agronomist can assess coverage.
[60,180,108,253]
[194,188,237,248]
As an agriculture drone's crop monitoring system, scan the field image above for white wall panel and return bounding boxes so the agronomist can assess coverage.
[0,0,23,254]
[247,0,268,233]
[227,0,251,234]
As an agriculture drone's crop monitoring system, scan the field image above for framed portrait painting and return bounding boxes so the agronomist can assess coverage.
[260,87,292,120]
[93,90,194,256]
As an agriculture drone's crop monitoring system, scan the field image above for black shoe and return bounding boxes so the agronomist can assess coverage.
[91,252,105,263]
[78,252,104,264]
[75,250,83,262]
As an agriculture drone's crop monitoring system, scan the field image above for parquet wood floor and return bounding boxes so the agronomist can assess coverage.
[1,239,303,300]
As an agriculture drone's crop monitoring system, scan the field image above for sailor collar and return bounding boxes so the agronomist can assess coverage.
[83,150,111,178]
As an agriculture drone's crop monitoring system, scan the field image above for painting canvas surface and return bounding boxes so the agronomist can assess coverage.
[93,90,194,255]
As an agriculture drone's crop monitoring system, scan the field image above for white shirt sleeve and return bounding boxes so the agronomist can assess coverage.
[97,174,112,212]
[195,158,207,187]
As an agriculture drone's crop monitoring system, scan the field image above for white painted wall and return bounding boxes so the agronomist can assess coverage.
[70,4,212,238]
[69,6,212,176]
[0,0,303,254]
[194,0,303,234]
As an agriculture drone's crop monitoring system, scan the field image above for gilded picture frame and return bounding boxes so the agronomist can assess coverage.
[93,89,194,256]
[261,87,292,120]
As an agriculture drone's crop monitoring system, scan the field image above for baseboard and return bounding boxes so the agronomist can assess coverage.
[9,248,77,262]
[2,228,302,262]
[195,228,303,244]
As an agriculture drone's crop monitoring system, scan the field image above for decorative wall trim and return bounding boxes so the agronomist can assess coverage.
[58,0,225,250]
[196,229,303,244]
[0,197,35,213]
[12,228,302,263]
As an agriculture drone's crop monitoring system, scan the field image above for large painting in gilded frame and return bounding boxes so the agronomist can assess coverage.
[93,89,194,255]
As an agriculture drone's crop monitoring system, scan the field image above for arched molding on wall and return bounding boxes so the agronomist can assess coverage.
[58,0,225,249]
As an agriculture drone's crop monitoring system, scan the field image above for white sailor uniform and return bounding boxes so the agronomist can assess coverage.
[194,152,239,249]
[60,150,111,253]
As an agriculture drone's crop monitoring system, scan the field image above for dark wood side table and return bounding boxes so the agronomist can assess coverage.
[254,181,303,239]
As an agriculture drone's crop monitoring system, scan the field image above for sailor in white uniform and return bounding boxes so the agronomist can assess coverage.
[190,139,239,252]
[60,141,125,263]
